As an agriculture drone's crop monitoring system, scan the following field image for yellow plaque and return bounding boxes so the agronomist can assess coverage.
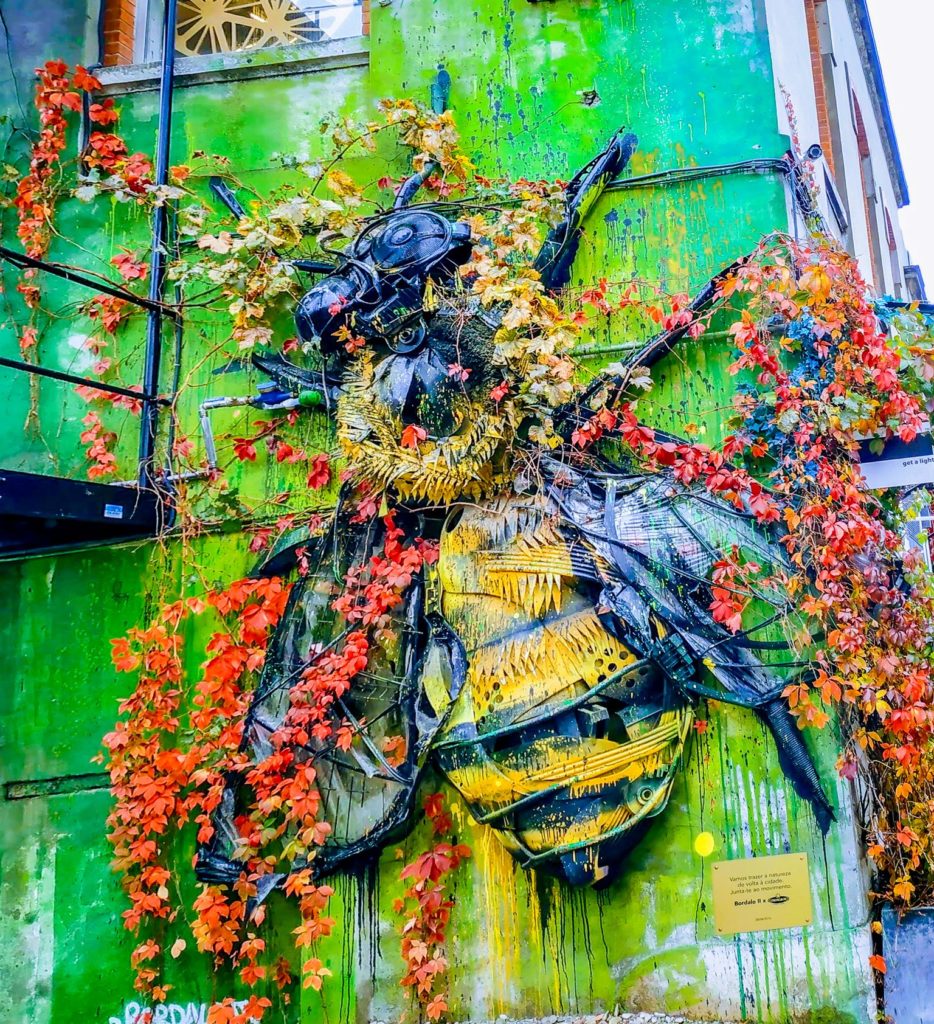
[712,853,812,935]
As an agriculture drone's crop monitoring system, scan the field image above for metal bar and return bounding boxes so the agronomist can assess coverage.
[0,244,179,319]
[604,157,789,193]
[0,355,167,404]
[4,772,110,801]
[138,0,179,487]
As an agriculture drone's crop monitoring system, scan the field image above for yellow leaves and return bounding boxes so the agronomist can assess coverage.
[783,506,801,531]
[469,261,513,306]
[873,696,893,720]
[325,169,361,199]
[893,878,915,902]
[197,231,235,254]
[302,957,332,991]
[895,782,913,801]
[422,277,438,312]
[800,265,832,302]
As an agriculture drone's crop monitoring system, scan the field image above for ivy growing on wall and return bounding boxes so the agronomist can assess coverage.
[6,58,934,1021]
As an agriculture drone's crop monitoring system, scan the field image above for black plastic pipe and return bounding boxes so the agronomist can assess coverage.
[0,355,167,404]
[0,244,179,318]
[138,0,179,487]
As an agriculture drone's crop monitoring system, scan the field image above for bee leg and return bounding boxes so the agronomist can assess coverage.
[758,696,835,833]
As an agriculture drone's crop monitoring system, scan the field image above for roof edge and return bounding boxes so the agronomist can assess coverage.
[846,0,910,207]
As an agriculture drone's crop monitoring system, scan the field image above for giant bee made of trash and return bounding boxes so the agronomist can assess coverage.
[197,129,834,891]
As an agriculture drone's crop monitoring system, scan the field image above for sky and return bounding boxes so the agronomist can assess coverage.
[866,0,934,285]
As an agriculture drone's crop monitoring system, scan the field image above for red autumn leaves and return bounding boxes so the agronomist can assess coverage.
[104,579,290,1016]
[104,515,445,1021]
[14,61,151,264]
[573,239,934,907]
[395,793,471,1021]
[229,417,332,492]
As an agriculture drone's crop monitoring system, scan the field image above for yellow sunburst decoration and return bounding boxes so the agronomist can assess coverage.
[176,0,333,57]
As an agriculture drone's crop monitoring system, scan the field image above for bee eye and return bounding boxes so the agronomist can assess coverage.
[386,323,427,355]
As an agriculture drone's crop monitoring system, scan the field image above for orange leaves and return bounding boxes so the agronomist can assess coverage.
[130,939,161,965]
[192,887,245,955]
[683,236,934,908]
[106,513,433,1006]
[301,958,332,991]
[19,326,38,355]
[729,309,759,347]
[111,637,140,673]
[401,423,428,449]
[14,61,106,262]
[426,995,449,1021]
[111,250,148,282]
[104,579,292,998]
[383,734,408,768]
[395,795,469,1019]
[868,954,887,975]
[799,265,832,302]
[207,997,271,1024]
[86,295,129,335]
[292,908,336,949]
[80,411,117,478]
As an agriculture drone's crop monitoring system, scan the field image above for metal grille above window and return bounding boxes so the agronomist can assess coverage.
[103,0,368,66]
[176,0,360,55]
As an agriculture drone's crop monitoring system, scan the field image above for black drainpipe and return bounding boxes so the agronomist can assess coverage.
[138,0,179,488]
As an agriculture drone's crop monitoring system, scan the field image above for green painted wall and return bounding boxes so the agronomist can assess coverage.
[0,2,873,1023]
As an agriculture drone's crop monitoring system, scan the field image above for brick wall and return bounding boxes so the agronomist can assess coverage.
[102,0,136,66]
[804,0,834,176]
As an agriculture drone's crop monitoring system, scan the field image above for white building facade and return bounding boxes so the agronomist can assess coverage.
[766,0,921,298]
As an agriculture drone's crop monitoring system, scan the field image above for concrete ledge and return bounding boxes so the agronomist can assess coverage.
[374,1016,732,1024]
[97,36,370,96]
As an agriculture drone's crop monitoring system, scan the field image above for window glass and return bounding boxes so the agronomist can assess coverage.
[904,494,934,571]
[106,1,367,64]
[174,0,363,56]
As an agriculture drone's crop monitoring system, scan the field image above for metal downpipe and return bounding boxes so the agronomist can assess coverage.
[138,0,179,488]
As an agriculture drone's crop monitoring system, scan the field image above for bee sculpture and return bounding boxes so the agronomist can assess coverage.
[197,130,834,891]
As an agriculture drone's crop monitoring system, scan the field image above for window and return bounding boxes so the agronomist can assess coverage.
[852,91,886,293]
[103,0,368,66]
[823,168,848,235]
[904,494,934,571]
[883,206,903,299]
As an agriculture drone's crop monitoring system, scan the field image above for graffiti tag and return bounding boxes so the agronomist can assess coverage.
[108,1001,258,1024]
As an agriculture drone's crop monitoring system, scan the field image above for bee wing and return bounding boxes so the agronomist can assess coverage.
[548,462,808,705]
[548,461,834,832]
[199,511,433,884]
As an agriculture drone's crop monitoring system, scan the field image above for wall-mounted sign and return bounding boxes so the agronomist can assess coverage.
[858,433,934,490]
[712,852,812,935]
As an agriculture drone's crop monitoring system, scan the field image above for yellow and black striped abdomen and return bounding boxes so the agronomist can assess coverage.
[431,496,693,886]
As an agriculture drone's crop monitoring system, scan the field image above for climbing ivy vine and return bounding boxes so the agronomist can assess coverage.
[6,56,934,1020]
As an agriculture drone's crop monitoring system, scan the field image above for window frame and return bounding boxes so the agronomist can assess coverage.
[102,0,369,70]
